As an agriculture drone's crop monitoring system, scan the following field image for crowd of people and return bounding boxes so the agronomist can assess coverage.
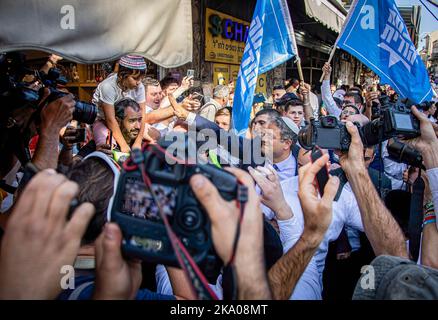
[0,52,438,300]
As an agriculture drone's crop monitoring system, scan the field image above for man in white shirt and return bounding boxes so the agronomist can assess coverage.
[197,85,229,122]
[260,116,300,181]
[252,163,363,300]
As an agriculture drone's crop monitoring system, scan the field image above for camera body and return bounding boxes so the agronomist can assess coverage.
[110,137,240,268]
[299,97,420,150]
[298,116,352,151]
[360,97,420,147]
[41,69,97,124]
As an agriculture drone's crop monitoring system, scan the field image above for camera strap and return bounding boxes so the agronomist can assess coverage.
[127,145,219,300]
[408,174,424,262]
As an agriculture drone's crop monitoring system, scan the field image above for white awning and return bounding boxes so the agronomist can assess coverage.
[304,0,346,33]
[0,0,192,68]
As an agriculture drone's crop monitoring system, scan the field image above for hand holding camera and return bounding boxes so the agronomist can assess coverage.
[93,223,142,300]
[41,94,75,135]
[60,126,86,148]
[402,106,438,169]
[0,169,95,299]
[338,122,366,176]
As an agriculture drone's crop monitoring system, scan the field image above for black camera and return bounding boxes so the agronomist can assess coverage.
[387,140,424,168]
[40,69,97,124]
[110,135,241,269]
[360,96,420,147]
[298,116,352,151]
[299,96,420,151]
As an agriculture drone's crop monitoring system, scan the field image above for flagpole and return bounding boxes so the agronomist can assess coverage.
[319,45,337,82]
[290,36,304,82]
[319,0,359,83]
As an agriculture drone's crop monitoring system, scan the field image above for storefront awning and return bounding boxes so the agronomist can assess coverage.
[303,0,346,33]
[0,0,193,67]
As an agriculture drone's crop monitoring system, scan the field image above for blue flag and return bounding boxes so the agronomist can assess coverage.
[232,0,296,134]
[337,0,433,103]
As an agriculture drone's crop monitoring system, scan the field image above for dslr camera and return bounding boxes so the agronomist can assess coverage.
[299,96,420,150]
[298,116,352,151]
[38,68,97,124]
[110,135,242,269]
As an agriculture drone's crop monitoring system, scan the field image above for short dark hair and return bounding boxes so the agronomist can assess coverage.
[344,92,363,105]
[272,117,297,144]
[66,158,115,245]
[284,99,304,113]
[254,108,281,123]
[160,76,179,90]
[342,104,360,115]
[285,78,299,90]
[117,65,146,92]
[114,98,140,120]
[273,85,285,91]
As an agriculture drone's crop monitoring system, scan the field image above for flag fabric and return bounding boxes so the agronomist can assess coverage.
[336,0,433,103]
[232,0,297,134]
[0,0,192,67]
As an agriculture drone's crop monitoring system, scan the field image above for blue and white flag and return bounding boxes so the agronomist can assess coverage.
[337,0,433,103]
[232,0,296,134]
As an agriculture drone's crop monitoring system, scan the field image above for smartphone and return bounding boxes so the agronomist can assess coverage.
[69,128,86,144]
[310,149,329,196]
[191,91,204,101]
[187,69,195,78]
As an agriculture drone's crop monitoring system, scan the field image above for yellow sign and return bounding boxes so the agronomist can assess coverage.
[205,8,250,65]
[214,63,267,96]
[213,63,230,86]
[229,65,239,82]
[256,73,267,96]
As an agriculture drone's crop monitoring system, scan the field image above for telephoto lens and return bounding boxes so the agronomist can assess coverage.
[387,140,423,168]
[73,101,97,124]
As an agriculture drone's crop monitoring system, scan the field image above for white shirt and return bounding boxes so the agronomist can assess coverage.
[267,151,297,182]
[145,105,168,132]
[92,73,146,121]
[155,264,224,299]
[321,79,341,119]
[259,151,297,220]
[264,176,364,299]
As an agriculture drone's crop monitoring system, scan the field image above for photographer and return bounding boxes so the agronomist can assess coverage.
[261,154,340,300]
[0,169,95,299]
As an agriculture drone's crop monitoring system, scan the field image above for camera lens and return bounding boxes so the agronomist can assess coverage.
[298,125,314,150]
[73,101,97,124]
[180,209,201,231]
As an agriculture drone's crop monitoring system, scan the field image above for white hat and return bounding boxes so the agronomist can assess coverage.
[281,116,300,135]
